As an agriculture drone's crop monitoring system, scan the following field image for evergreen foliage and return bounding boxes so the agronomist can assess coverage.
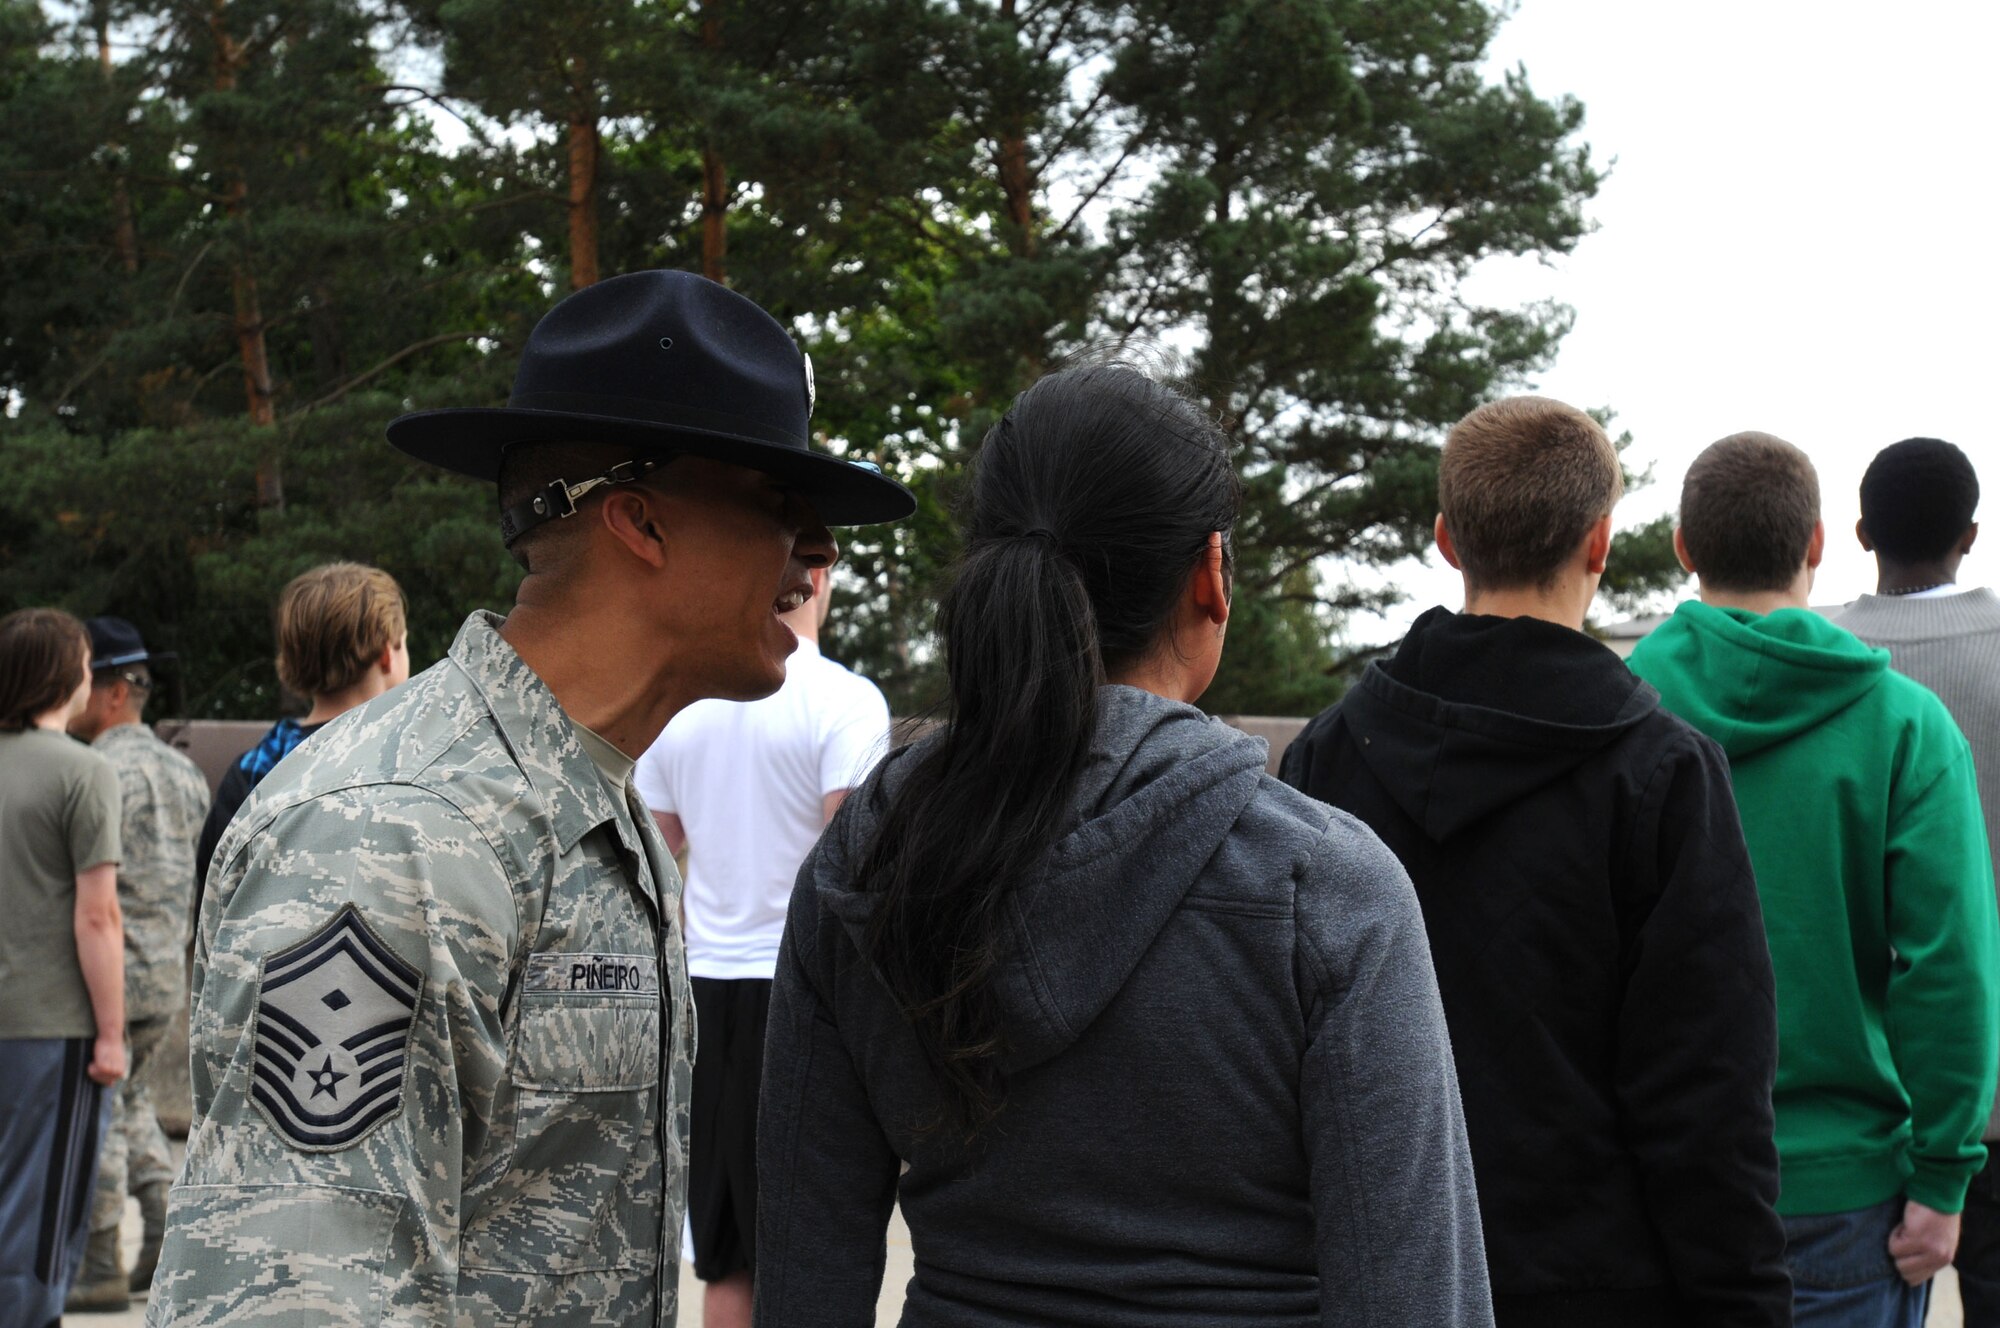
[0,0,1680,718]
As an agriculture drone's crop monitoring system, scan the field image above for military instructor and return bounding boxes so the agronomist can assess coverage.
[147,271,914,1326]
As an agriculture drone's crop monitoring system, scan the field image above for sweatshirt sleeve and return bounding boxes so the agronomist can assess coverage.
[1614,737,1790,1326]
[1295,819,1493,1328]
[1886,741,2000,1213]
[755,871,900,1327]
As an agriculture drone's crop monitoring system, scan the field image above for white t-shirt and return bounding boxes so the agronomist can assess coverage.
[635,639,891,979]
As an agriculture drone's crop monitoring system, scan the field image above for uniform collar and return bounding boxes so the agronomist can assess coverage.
[448,611,626,856]
[91,720,152,749]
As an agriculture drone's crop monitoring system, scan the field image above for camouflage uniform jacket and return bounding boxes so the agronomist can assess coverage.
[148,612,696,1327]
[94,723,211,1020]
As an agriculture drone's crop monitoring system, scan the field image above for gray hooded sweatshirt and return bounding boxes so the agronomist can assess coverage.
[755,686,1491,1327]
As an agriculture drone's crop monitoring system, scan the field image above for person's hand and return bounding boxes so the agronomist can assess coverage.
[87,1033,126,1086]
[1888,1199,1960,1286]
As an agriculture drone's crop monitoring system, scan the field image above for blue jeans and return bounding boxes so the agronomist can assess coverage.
[1785,1196,1931,1328]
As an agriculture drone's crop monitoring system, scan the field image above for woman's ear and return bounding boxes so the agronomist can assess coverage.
[1192,532,1230,626]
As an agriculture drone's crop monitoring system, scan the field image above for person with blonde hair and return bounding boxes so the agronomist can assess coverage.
[192,561,409,890]
[0,608,126,1325]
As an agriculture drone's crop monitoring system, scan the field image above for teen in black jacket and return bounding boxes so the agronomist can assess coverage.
[1282,392,1787,1327]
[1283,606,1789,1327]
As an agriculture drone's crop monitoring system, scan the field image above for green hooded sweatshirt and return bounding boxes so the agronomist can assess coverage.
[1629,600,1998,1216]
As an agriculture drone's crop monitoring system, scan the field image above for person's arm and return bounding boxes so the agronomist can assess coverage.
[653,810,686,857]
[74,862,126,1085]
[150,787,518,1324]
[1612,740,1790,1325]
[1296,822,1492,1328]
[755,851,899,1327]
[191,763,250,937]
[1881,740,2000,1279]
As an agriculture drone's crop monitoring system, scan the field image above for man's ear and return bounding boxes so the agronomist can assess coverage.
[1962,522,1979,556]
[1806,519,1826,571]
[1855,517,1875,553]
[601,488,670,569]
[1671,526,1697,575]
[1434,514,1463,570]
[1584,513,1613,576]
[1191,532,1230,626]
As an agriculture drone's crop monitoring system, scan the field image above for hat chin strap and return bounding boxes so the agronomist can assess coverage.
[500,458,662,547]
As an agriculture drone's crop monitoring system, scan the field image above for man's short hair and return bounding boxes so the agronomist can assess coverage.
[0,607,89,731]
[1859,438,1979,564]
[1438,396,1625,591]
[497,441,652,574]
[1679,432,1821,592]
[92,661,152,700]
[276,562,406,699]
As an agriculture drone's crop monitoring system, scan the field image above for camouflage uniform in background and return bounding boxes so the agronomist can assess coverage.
[147,612,697,1327]
[87,722,210,1234]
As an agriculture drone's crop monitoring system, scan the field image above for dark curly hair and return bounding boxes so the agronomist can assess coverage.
[1859,438,1979,564]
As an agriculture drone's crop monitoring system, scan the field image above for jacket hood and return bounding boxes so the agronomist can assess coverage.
[1627,601,1888,759]
[1345,607,1659,840]
[816,685,1270,1074]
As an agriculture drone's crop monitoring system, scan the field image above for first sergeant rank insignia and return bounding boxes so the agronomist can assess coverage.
[252,904,423,1151]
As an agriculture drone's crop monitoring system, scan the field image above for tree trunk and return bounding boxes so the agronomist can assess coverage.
[208,0,279,505]
[95,2,139,275]
[700,8,727,284]
[307,281,347,386]
[701,147,728,284]
[566,110,600,289]
[996,0,1036,259]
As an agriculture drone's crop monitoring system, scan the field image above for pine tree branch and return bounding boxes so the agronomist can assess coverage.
[286,330,488,418]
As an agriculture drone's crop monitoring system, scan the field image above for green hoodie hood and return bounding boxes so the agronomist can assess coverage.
[1629,601,1890,759]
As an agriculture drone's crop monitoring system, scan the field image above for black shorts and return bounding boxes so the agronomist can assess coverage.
[689,976,772,1282]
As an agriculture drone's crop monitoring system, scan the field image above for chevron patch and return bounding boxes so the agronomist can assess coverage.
[251,905,423,1152]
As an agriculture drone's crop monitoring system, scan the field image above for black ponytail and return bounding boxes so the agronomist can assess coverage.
[858,364,1240,1141]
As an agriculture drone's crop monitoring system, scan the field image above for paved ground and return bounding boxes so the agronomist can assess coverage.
[78,1180,1963,1327]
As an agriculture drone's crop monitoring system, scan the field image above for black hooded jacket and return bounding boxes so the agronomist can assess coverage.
[1281,609,1790,1328]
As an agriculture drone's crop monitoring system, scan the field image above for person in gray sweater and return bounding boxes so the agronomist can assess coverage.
[1834,436,2000,1325]
[754,365,1491,1327]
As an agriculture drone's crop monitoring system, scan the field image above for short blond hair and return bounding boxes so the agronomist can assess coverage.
[1439,396,1625,591]
[275,562,406,698]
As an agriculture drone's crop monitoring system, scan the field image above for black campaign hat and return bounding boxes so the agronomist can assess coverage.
[86,617,174,671]
[386,270,914,527]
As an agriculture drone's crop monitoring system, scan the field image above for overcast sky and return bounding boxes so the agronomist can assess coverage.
[1351,0,1998,638]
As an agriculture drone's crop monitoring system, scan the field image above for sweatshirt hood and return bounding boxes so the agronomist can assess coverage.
[1344,607,1659,840]
[1627,600,1889,759]
[817,685,1269,1074]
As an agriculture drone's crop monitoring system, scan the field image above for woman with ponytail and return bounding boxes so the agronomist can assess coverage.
[754,365,1490,1327]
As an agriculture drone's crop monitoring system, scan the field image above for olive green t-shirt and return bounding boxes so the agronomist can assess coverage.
[0,727,123,1038]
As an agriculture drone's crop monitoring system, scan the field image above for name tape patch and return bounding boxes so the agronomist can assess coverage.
[524,951,659,996]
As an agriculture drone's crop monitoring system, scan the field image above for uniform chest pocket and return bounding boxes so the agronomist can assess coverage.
[509,994,660,1093]
[461,997,665,1275]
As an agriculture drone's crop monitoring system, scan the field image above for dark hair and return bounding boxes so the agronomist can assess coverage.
[858,364,1240,1140]
[1859,437,1979,563]
[1439,396,1625,591]
[0,608,90,732]
[1679,432,1821,592]
[497,440,654,573]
